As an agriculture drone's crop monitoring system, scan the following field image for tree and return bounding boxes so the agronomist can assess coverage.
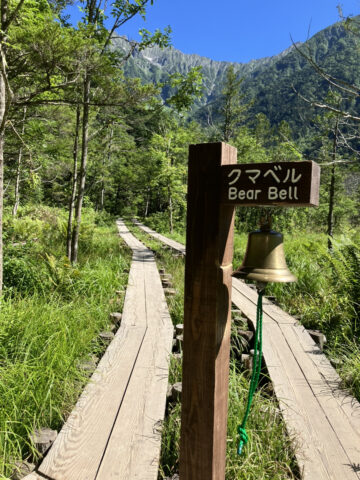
[0,0,85,293]
[313,90,359,250]
[68,0,170,263]
[219,65,247,142]
[292,15,360,122]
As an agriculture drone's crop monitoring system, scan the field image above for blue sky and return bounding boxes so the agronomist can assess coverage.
[65,1,359,63]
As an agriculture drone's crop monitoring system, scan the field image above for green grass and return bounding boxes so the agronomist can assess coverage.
[139,216,360,402]
[126,221,299,480]
[0,207,131,478]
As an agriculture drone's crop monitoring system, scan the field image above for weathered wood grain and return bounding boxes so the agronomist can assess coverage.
[36,219,173,480]
[96,244,173,479]
[179,142,236,480]
[22,473,44,480]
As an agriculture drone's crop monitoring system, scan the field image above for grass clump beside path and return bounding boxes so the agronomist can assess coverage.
[141,216,360,403]
[126,221,299,480]
[0,207,131,479]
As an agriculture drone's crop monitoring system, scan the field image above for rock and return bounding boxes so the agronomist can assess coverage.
[266,295,276,302]
[241,354,252,372]
[109,312,122,328]
[78,355,98,376]
[99,331,115,345]
[175,324,184,336]
[30,428,57,456]
[237,329,254,343]
[159,268,166,275]
[330,357,343,368]
[162,279,173,288]
[115,290,124,295]
[263,381,275,396]
[11,460,36,480]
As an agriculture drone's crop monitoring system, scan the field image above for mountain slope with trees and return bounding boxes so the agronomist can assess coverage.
[116,17,360,135]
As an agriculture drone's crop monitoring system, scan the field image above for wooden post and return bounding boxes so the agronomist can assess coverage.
[180,142,236,480]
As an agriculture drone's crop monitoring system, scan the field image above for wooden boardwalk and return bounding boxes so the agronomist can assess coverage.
[26,219,173,480]
[133,219,360,480]
[132,219,186,255]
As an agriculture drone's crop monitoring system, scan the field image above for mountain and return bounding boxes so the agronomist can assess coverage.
[113,17,360,136]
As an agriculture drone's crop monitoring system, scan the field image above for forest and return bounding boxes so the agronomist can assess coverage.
[0,1,359,479]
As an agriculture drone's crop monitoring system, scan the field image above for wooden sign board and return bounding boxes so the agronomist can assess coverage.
[221,160,320,207]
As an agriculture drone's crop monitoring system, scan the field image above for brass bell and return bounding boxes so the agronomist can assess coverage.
[233,222,297,284]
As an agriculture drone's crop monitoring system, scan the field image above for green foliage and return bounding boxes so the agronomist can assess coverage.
[0,208,131,477]
[260,232,360,394]
[167,66,204,112]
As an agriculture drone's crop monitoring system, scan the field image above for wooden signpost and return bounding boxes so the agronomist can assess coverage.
[180,143,320,480]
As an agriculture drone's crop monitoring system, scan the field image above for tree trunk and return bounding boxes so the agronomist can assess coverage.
[327,117,339,253]
[71,73,90,264]
[99,126,113,211]
[168,187,173,234]
[12,106,27,217]
[0,128,4,295]
[144,187,150,217]
[67,104,81,259]
[0,1,8,295]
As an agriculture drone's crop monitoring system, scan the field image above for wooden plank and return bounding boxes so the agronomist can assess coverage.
[232,278,297,325]
[22,473,44,480]
[292,324,360,434]
[180,142,236,480]
[38,327,146,480]
[96,247,173,479]
[132,219,186,255]
[281,324,360,467]
[261,328,331,480]
[268,324,359,480]
[38,220,173,480]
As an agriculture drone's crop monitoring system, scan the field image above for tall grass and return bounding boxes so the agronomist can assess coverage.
[140,216,360,401]
[0,207,131,478]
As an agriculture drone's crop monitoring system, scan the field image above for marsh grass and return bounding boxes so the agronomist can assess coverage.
[138,218,360,403]
[126,221,299,480]
[0,208,131,478]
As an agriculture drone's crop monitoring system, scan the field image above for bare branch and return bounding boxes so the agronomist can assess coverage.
[292,84,360,122]
[291,37,360,97]
[7,120,32,156]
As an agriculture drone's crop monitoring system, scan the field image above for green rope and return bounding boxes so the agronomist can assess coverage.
[237,287,264,455]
